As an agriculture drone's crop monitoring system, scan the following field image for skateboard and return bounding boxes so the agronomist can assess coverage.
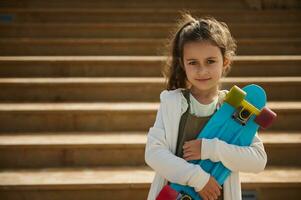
[156,84,277,200]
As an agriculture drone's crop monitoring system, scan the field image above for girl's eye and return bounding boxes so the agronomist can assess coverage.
[207,60,215,64]
[188,61,197,65]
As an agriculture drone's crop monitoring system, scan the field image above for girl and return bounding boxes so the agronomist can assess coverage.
[145,13,267,200]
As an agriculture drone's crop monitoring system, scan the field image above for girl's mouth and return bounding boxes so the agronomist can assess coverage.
[195,78,211,82]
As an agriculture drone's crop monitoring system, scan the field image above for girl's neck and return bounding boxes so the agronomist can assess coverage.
[190,85,219,105]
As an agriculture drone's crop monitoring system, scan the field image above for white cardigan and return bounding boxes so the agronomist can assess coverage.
[145,88,267,200]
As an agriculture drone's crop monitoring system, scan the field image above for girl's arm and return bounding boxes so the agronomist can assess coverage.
[145,101,210,192]
[201,134,267,173]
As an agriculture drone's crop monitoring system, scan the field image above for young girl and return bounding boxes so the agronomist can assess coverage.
[145,13,267,200]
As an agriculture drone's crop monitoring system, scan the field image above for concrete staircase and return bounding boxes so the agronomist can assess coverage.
[0,0,300,199]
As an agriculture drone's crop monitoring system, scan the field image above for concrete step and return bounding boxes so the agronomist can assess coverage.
[261,132,301,167]
[0,0,247,9]
[1,38,301,56]
[0,166,300,200]
[1,23,300,38]
[0,132,146,168]
[0,77,300,102]
[0,132,299,168]
[1,9,300,23]
[0,102,299,132]
[0,56,300,77]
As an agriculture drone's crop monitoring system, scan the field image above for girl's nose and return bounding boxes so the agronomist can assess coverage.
[196,65,206,74]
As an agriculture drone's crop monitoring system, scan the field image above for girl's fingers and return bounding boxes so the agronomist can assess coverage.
[183,140,196,148]
[183,151,194,157]
[183,153,201,161]
[214,180,222,190]
[212,177,222,189]
[183,150,193,156]
[207,188,217,199]
[201,191,209,200]
[210,191,218,199]
[183,149,197,156]
[184,157,191,161]
[202,196,208,200]
[183,155,193,161]
[215,187,221,196]
[211,184,221,195]
[207,193,214,200]
[183,143,191,150]
[207,186,220,199]
[184,155,197,161]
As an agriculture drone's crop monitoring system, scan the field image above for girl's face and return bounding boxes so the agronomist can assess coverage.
[183,40,229,93]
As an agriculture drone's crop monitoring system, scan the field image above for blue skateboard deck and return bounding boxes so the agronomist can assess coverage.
[169,84,268,200]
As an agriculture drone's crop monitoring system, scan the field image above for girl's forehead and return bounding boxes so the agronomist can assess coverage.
[183,41,222,58]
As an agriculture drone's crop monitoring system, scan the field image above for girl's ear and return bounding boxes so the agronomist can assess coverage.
[223,57,230,68]
[222,58,230,76]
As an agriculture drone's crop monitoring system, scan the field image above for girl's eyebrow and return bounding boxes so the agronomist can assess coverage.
[186,57,217,60]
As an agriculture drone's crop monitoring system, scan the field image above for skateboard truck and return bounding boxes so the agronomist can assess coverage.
[232,99,260,126]
[226,85,276,129]
[176,194,192,200]
[232,106,251,126]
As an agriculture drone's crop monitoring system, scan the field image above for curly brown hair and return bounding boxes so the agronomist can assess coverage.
[162,12,237,90]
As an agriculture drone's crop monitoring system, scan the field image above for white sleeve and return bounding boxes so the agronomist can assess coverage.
[201,133,267,173]
[145,100,210,192]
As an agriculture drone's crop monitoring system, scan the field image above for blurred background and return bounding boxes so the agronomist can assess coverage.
[0,0,300,199]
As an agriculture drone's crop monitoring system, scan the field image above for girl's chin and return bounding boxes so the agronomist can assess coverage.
[192,85,213,91]
[194,80,211,86]
[190,82,217,91]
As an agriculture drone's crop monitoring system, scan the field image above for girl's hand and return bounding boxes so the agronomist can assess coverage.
[183,139,202,161]
[198,176,222,200]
